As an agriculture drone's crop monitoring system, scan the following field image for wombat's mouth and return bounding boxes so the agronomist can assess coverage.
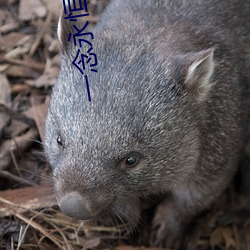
[84,205,140,232]
[90,197,142,230]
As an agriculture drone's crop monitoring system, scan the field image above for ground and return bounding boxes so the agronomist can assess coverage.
[0,0,249,249]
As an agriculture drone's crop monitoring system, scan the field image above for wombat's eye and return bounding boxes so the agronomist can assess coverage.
[57,135,63,146]
[124,153,140,167]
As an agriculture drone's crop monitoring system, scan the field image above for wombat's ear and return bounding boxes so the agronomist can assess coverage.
[57,8,74,51]
[184,48,214,102]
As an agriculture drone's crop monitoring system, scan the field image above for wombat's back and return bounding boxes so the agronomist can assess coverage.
[97,0,249,74]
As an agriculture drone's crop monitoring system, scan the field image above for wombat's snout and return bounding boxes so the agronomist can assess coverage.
[58,192,101,220]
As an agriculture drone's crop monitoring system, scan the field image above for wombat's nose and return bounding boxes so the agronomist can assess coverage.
[58,192,94,220]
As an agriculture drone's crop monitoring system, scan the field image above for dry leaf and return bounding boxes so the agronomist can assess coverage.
[0,185,55,217]
[0,128,38,170]
[210,227,224,249]
[6,65,40,78]
[0,73,11,137]
[28,99,49,142]
[0,32,28,51]
[210,226,235,249]
[18,0,47,21]
[103,246,166,250]
[0,22,19,34]
[42,0,62,19]
[222,227,235,249]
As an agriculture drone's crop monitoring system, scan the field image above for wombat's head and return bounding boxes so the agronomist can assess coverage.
[44,15,215,224]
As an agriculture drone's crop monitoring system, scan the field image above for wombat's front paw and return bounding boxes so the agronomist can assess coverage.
[152,199,187,250]
[153,217,184,250]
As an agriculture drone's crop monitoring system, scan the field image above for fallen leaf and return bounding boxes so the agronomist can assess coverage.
[6,65,40,78]
[0,185,54,217]
[210,226,235,249]
[0,128,38,170]
[210,227,224,249]
[0,22,19,34]
[0,32,28,51]
[28,98,49,142]
[18,0,47,21]
[103,246,166,250]
[0,73,11,137]
[43,0,62,19]
[222,227,235,249]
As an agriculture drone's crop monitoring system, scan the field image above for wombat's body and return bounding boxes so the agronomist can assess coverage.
[45,0,250,248]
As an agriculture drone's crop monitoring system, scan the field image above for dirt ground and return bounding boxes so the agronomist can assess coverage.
[0,0,250,249]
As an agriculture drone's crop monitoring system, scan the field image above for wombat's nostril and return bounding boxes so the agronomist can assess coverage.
[58,192,93,220]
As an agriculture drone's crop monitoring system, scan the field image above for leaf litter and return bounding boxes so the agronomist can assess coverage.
[0,0,249,249]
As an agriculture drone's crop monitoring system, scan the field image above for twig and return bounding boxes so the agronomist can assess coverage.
[0,170,36,186]
[0,104,36,127]
[3,57,44,71]
[29,12,52,57]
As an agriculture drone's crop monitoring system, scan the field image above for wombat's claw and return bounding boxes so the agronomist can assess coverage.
[152,199,186,249]
[153,212,184,249]
[153,222,183,250]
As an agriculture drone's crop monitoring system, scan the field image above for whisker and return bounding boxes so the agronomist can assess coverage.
[30,137,43,145]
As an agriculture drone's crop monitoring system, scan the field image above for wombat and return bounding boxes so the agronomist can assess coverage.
[44,0,250,248]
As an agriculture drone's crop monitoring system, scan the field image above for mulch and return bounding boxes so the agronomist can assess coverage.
[0,0,249,249]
